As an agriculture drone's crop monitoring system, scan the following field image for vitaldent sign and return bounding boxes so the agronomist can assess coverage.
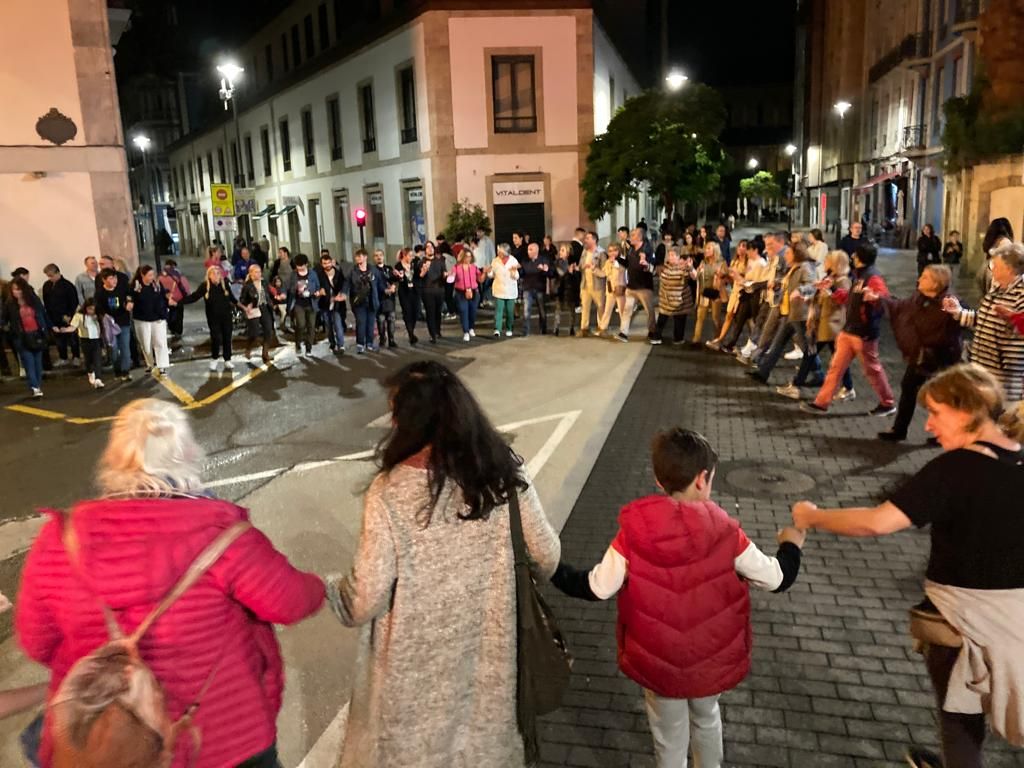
[492,181,544,205]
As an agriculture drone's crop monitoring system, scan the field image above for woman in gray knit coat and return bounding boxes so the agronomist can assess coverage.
[328,361,561,768]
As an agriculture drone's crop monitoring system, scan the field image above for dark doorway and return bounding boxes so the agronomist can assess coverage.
[494,202,545,246]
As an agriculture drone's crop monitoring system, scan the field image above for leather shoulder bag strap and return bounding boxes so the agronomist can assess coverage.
[507,487,527,568]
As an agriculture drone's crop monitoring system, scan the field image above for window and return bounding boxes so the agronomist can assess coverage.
[230,141,239,184]
[334,0,343,41]
[399,66,417,143]
[327,96,342,160]
[265,44,274,82]
[291,25,301,68]
[609,74,616,110]
[318,3,329,51]
[491,55,537,133]
[206,153,213,188]
[244,135,254,185]
[172,167,179,199]
[301,108,315,167]
[217,148,226,183]
[188,160,195,194]
[260,126,271,178]
[304,14,314,58]
[360,83,376,153]
[280,118,292,172]
[281,34,289,73]
[952,55,963,97]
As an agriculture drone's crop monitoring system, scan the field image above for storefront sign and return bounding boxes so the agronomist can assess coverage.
[368,191,384,205]
[407,188,424,202]
[493,181,544,205]
[234,187,257,215]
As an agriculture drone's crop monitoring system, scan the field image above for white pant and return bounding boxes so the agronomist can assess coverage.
[134,319,169,370]
[644,689,723,768]
[599,290,628,334]
[580,288,606,332]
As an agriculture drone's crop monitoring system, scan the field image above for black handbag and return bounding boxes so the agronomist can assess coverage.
[21,330,46,352]
[702,287,720,300]
[508,490,572,765]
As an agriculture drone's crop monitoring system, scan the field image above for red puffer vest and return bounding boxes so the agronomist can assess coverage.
[615,495,752,699]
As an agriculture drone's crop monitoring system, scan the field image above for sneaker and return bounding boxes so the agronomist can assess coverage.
[836,386,857,402]
[120,373,131,382]
[31,387,43,398]
[356,345,365,354]
[869,403,898,417]
[209,360,220,372]
[905,747,943,768]
[224,360,235,370]
[493,329,501,337]
[784,346,804,361]
[776,383,801,400]
[705,339,721,351]
[505,331,513,337]
[469,329,476,338]
[158,369,168,377]
[574,306,582,314]
[878,429,907,442]
[87,372,96,386]
[617,333,629,343]
[800,402,829,415]
[463,332,470,342]
[649,337,662,345]
[388,341,398,348]
[71,357,81,367]
[740,340,757,357]
[94,378,105,389]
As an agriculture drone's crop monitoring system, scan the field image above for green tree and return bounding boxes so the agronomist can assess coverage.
[443,199,492,242]
[581,85,729,224]
[739,171,782,223]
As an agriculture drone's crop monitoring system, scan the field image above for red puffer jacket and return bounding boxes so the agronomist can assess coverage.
[615,496,752,699]
[16,497,325,768]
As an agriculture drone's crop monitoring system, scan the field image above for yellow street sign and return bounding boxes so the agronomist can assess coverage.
[211,184,235,217]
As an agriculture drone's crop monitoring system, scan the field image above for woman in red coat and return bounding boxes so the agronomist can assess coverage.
[15,398,325,768]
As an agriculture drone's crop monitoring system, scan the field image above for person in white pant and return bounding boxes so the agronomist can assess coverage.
[130,265,171,375]
[578,231,607,335]
[598,243,628,338]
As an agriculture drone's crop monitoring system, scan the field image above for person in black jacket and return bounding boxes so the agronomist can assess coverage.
[916,224,942,276]
[394,247,421,345]
[619,228,658,343]
[95,267,134,381]
[316,252,348,353]
[520,242,550,336]
[130,265,171,374]
[374,249,399,348]
[180,266,238,372]
[42,263,80,366]
[418,241,447,343]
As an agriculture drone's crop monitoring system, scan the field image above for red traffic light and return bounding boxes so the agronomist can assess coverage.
[354,208,367,225]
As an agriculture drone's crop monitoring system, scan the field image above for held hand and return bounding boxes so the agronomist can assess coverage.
[942,296,962,315]
[993,304,1013,321]
[862,288,879,303]
[0,591,10,614]
[777,526,807,549]
[790,290,801,302]
[791,500,818,530]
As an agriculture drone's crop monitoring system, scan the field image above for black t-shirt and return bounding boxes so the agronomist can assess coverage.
[888,445,1024,589]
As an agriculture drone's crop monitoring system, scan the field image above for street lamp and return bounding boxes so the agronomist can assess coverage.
[834,100,852,119]
[132,134,161,271]
[217,61,248,238]
[747,157,759,170]
[785,143,797,156]
[665,70,688,90]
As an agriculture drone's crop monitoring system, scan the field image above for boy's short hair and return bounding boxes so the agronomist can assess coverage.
[293,253,309,267]
[651,428,719,494]
[99,267,118,281]
[854,243,878,267]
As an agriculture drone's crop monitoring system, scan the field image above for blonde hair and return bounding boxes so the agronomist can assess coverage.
[826,250,850,277]
[204,266,227,300]
[97,399,204,497]
[923,264,952,292]
[703,242,721,261]
[919,363,1024,441]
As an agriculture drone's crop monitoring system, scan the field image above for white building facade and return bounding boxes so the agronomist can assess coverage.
[168,3,647,262]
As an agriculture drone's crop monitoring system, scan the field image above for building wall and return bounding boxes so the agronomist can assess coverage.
[0,0,136,278]
[947,154,1024,275]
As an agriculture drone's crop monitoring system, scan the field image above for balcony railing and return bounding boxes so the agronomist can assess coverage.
[904,31,932,61]
[903,124,927,151]
[954,0,980,27]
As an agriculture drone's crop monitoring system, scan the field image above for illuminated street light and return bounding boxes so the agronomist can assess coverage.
[132,135,151,151]
[785,143,797,156]
[834,100,852,118]
[216,61,248,236]
[665,70,688,90]
[691,133,698,139]
[217,62,244,87]
[747,157,759,170]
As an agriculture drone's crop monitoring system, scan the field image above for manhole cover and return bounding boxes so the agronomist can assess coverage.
[724,466,817,496]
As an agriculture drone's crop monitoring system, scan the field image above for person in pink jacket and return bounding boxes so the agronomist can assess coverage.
[15,398,325,768]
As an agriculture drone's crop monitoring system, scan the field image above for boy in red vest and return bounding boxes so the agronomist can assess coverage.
[552,427,806,768]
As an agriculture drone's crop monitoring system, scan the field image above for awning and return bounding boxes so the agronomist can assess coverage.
[269,205,296,219]
[253,205,275,220]
[855,171,901,192]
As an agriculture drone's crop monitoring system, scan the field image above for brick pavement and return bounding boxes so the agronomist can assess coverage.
[537,249,1024,767]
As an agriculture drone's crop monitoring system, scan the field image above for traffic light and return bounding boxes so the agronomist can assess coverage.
[354,207,367,248]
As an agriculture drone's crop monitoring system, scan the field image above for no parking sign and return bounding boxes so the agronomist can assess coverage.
[211,184,235,217]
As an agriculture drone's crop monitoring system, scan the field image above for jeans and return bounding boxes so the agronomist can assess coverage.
[134,319,170,370]
[794,339,853,390]
[422,291,444,340]
[494,298,515,333]
[522,289,547,335]
[752,305,782,360]
[553,297,577,334]
[17,347,43,391]
[756,319,808,380]
[623,288,657,338]
[814,331,894,409]
[644,689,723,768]
[455,293,479,333]
[321,308,346,350]
[924,644,986,768]
[209,315,234,361]
[112,322,132,374]
[354,303,376,348]
[721,294,759,351]
[291,306,316,352]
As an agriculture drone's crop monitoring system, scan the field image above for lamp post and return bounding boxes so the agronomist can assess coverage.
[133,134,161,272]
[785,144,797,230]
[217,62,248,240]
[665,70,688,91]
[747,157,759,170]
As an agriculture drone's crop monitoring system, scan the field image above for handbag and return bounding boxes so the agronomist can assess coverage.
[243,305,262,320]
[909,598,962,653]
[508,490,572,764]
[21,330,47,352]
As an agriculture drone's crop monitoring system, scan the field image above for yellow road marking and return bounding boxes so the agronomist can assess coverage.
[66,415,117,425]
[154,371,196,405]
[6,404,67,420]
[188,360,270,409]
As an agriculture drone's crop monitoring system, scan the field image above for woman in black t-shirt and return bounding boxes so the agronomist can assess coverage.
[792,364,1024,768]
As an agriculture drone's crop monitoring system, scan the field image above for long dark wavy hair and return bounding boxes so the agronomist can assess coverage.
[377,361,527,525]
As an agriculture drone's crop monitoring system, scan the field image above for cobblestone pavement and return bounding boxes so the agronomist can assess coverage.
[538,248,1024,767]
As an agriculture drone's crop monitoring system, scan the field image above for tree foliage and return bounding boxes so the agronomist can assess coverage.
[942,79,1024,172]
[581,84,729,221]
[739,171,782,201]
[443,199,492,242]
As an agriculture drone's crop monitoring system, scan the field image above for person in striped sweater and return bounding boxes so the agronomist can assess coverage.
[944,242,1024,404]
[655,248,696,344]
